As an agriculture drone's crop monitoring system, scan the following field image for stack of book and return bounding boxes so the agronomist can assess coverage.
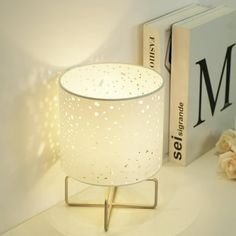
[143,4,236,165]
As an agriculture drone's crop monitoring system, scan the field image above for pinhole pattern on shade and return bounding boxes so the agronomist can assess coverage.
[59,64,164,186]
[60,64,163,100]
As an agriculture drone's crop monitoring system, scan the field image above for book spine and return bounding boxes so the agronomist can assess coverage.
[143,24,170,162]
[169,26,189,166]
[143,25,161,72]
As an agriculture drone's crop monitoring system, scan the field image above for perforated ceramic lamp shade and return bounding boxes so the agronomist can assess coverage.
[59,64,164,186]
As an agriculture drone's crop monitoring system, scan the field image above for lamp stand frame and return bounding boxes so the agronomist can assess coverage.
[65,176,158,232]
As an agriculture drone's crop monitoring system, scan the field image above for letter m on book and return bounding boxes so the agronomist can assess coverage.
[193,44,236,128]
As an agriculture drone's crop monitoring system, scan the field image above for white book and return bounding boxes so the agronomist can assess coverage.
[143,4,209,161]
[169,6,236,165]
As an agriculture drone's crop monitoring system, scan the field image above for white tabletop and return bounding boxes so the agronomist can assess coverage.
[2,149,236,236]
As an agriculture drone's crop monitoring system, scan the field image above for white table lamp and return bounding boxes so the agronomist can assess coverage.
[59,63,164,231]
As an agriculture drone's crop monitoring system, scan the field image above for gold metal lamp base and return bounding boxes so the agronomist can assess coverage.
[65,176,158,232]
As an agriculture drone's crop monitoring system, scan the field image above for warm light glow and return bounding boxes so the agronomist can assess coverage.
[59,64,164,186]
[60,64,163,100]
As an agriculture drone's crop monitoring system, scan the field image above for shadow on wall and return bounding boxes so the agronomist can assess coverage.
[0,34,65,233]
[0,36,61,189]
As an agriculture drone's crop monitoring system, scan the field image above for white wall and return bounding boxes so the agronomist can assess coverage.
[0,0,234,234]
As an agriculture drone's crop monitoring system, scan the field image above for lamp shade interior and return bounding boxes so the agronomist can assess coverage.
[59,64,164,186]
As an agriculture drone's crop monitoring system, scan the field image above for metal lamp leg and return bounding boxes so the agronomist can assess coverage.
[65,176,158,232]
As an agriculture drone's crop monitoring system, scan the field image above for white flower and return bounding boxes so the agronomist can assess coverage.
[215,129,236,153]
[218,151,236,179]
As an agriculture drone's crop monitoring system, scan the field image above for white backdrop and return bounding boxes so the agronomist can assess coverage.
[0,0,235,234]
